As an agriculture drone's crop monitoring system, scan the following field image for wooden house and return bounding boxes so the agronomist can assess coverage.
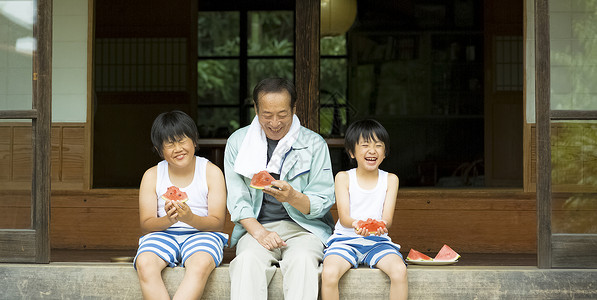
[0,0,595,269]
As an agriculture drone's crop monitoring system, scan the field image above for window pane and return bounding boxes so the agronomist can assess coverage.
[549,1,597,111]
[552,121,597,233]
[248,11,293,56]
[0,0,34,110]
[321,36,347,56]
[198,59,239,104]
[320,58,347,137]
[197,107,239,138]
[198,11,240,56]
[247,58,293,94]
[245,105,256,124]
[321,58,347,98]
[0,122,32,229]
[0,2,34,229]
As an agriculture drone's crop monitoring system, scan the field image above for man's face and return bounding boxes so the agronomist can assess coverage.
[255,90,296,141]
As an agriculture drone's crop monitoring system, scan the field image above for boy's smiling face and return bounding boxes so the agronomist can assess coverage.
[162,135,195,169]
[350,134,386,171]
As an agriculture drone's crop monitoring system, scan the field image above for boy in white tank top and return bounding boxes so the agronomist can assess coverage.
[134,110,228,299]
[321,119,408,300]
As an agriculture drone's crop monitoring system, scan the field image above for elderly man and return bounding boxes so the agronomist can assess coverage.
[224,77,335,300]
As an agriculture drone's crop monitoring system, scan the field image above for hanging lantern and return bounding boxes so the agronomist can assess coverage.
[320,0,357,37]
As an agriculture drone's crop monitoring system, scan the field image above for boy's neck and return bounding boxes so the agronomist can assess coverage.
[355,167,379,179]
[168,157,196,187]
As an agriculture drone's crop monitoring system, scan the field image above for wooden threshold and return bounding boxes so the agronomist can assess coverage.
[50,248,537,266]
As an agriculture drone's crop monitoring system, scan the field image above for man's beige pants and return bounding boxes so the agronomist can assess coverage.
[229,220,325,300]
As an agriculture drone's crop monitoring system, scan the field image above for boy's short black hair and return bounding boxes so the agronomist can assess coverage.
[252,77,297,111]
[344,119,391,158]
[151,110,199,158]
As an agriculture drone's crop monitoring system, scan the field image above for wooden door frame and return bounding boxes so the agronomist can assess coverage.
[0,0,52,263]
[535,0,597,269]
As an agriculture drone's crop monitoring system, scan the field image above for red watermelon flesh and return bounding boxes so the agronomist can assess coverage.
[434,244,460,261]
[250,171,275,189]
[356,218,386,234]
[406,249,433,261]
[161,186,188,202]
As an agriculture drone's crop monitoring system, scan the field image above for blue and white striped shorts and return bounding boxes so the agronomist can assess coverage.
[134,226,228,269]
[323,235,404,268]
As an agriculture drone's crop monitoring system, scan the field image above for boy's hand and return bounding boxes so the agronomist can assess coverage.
[164,200,178,224]
[375,220,389,236]
[171,200,194,223]
[352,220,370,237]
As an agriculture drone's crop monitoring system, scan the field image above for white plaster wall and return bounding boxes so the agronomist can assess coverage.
[526,0,597,123]
[52,0,88,122]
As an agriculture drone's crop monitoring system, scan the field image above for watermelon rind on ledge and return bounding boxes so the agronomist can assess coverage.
[405,245,460,265]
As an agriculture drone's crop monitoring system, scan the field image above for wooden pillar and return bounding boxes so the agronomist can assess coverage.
[534,0,551,269]
[295,0,320,132]
[34,0,53,263]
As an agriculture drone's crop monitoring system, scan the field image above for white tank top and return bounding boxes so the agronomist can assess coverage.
[333,168,388,236]
[156,156,209,228]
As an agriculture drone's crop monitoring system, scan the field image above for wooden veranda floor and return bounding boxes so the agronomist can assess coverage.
[51,249,537,266]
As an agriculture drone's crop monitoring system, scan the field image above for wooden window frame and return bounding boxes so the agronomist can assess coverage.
[0,0,52,263]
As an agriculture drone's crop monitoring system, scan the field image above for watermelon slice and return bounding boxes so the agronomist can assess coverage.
[161,186,188,203]
[250,171,275,189]
[406,249,433,261]
[356,218,386,234]
[433,244,460,261]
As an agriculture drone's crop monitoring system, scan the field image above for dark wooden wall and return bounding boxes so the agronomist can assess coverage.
[2,189,542,253]
[92,0,197,187]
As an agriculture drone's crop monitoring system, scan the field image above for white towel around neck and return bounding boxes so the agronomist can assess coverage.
[233,115,301,178]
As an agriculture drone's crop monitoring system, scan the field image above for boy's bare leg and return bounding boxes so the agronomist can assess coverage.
[136,252,170,300]
[173,252,216,300]
[320,255,352,300]
[375,254,408,300]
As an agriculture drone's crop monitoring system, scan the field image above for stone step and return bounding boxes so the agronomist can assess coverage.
[1,263,596,299]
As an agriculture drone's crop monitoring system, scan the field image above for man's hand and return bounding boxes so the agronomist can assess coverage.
[254,229,287,250]
[263,180,297,203]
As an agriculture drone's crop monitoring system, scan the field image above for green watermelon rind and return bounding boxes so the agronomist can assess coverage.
[433,244,461,262]
[161,195,188,202]
[249,184,272,190]
[406,249,433,261]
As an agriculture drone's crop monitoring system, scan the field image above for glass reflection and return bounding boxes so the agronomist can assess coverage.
[0,121,33,229]
[552,121,597,233]
[247,11,293,56]
[197,59,239,105]
[550,1,597,110]
[0,1,35,229]
[0,1,34,111]
[198,11,240,57]
[247,58,293,95]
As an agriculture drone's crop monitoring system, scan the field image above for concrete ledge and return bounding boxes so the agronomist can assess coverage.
[1,263,596,299]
